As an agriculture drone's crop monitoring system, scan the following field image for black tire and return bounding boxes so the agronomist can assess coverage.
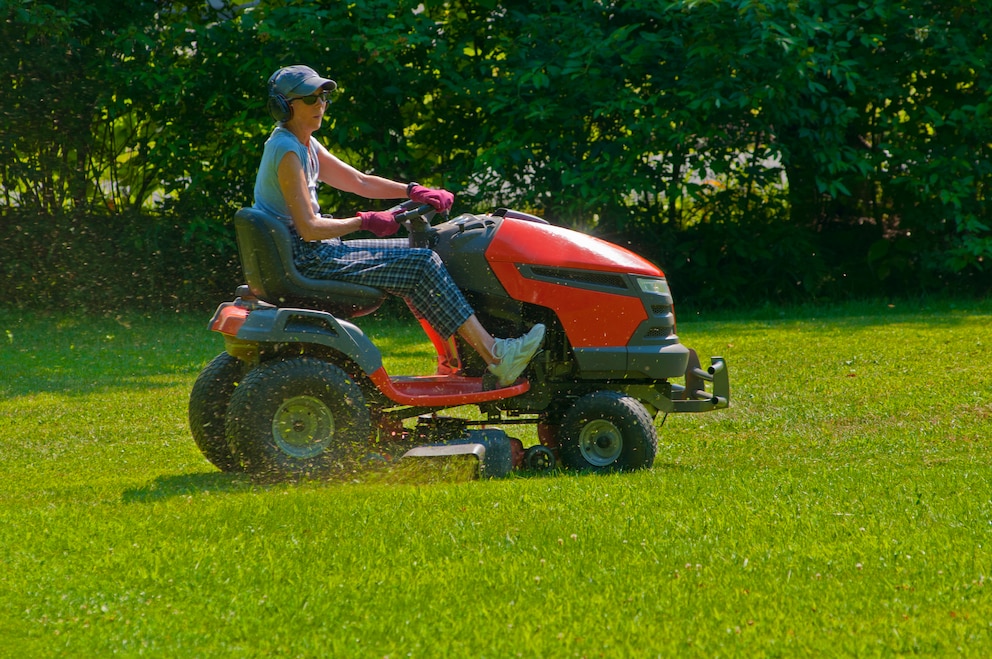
[558,391,657,472]
[524,445,557,472]
[225,356,371,479]
[188,352,247,472]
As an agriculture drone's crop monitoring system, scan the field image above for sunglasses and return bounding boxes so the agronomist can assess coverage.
[292,90,333,105]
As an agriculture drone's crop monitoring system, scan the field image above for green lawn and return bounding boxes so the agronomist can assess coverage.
[2,300,991,657]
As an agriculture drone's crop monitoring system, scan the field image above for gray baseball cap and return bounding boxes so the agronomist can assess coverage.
[268,65,337,98]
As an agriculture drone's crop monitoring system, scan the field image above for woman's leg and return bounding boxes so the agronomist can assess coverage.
[457,315,497,365]
[299,240,544,383]
[299,241,474,339]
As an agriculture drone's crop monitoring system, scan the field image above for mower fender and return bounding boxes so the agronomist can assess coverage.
[235,307,383,374]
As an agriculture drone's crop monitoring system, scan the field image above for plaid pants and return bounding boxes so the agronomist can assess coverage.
[292,235,474,339]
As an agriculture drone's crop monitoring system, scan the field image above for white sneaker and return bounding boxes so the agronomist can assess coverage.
[488,324,546,386]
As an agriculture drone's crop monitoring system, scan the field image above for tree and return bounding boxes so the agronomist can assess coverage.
[2,0,990,310]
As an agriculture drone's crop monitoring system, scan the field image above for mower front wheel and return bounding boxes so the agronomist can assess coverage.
[225,356,371,479]
[558,391,657,472]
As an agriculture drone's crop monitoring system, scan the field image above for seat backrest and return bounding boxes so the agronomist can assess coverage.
[234,208,386,318]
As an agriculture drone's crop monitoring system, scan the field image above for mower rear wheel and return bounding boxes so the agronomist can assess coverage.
[558,391,657,472]
[225,356,371,479]
[188,352,246,472]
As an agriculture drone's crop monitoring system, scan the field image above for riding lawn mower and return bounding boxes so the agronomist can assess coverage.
[188,201,730,479]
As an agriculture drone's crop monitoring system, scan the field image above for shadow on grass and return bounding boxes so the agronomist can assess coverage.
[122,471,253,503]
[121,459,691,503]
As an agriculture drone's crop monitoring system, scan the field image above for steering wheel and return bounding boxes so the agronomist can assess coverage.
[389,199,441,248]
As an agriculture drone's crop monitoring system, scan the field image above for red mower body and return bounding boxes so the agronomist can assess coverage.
[486,220,661,349]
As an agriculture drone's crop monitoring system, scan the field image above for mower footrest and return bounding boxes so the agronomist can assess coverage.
[371,371,529,406]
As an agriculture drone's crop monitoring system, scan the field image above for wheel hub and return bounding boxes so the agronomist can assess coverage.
[578,419,623,466]
[272,395,335,459]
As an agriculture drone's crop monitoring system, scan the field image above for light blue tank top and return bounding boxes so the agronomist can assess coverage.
[252,126,320,222]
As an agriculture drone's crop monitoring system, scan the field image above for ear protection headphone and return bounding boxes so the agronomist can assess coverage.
[267,81,292,123]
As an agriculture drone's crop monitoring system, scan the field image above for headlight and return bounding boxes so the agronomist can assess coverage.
[635,277,671,296]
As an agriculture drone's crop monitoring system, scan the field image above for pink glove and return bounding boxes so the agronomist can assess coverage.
[407,183,454,212]
[358,211,400,237]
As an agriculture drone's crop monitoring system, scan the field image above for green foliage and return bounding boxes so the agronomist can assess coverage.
[0,0,159,213]
[3,303,992,654]
[1,1,991,310]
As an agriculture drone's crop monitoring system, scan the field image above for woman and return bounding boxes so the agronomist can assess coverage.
[252,65,544,386]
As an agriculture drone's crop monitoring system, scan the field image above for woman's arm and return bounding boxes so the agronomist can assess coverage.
[277,150,362,241]
[314,141,408,200]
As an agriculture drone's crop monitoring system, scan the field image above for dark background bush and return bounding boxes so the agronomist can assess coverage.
[2,0,990,312]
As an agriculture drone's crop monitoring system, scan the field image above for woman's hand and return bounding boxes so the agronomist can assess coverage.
[358,210,400,237]
[407,184,454,212]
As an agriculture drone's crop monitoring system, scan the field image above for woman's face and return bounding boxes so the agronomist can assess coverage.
[287,89,330,131]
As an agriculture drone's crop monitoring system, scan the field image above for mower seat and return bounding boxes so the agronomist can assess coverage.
[234,207,387,318]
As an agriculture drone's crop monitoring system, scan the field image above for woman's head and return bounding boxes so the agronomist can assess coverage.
[266,65,336,123]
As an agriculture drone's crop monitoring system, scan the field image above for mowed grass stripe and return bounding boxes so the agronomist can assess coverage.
[1,301,990,656]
